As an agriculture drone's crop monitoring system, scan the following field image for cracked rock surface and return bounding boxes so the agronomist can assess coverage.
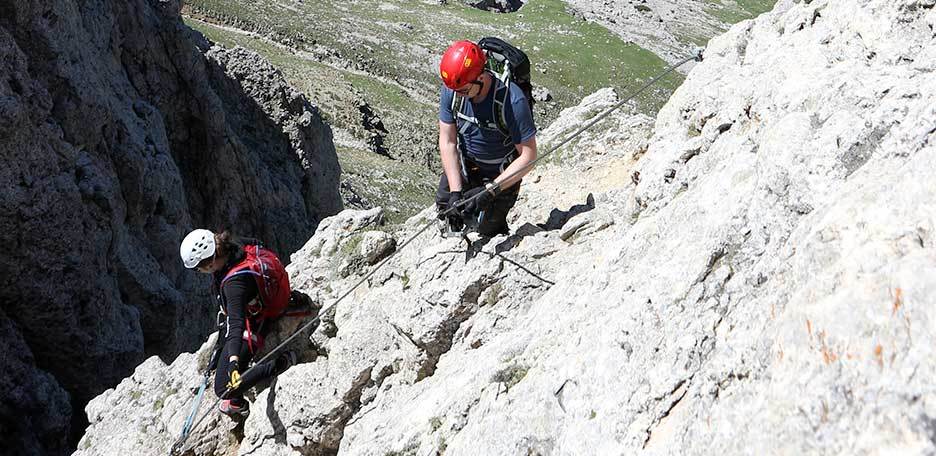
[78,0,935,454]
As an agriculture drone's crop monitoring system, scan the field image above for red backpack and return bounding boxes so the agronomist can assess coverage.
[221,244,290,321]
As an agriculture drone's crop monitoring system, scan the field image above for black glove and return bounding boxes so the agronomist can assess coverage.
[461,185,496,216]
[445,191,465,231]
[445,191,464,214]
[226,360,242,390]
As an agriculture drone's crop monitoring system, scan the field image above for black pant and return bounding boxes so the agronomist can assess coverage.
[213,321,279,399]
[435,158,521,237]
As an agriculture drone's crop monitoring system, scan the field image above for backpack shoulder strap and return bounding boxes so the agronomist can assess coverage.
[492,80,510,138]
[220,268,258,289]
[220,246,260,287]
[451,94,472,133]
[450,73,509,135]
[451,92,463,118]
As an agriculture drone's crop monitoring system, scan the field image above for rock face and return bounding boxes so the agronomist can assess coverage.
[0,0,340,453]
[0,308,72,456]
[77,0,935,455]
[560,0,761,69]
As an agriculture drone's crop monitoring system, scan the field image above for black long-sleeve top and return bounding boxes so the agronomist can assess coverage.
[215,273,258,358]
[212,238,260,359]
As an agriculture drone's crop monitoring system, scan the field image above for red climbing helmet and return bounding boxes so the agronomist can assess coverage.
[439,40,487,90]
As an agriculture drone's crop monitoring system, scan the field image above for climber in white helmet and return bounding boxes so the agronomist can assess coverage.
[180,229,300,419]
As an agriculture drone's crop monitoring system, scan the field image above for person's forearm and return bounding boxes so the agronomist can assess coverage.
[495,139,537,189]
[222,282,248,363]
[494,155,533,190]
[223,321,242,363]
[440,139,462,192]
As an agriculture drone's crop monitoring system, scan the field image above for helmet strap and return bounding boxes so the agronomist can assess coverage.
[469,73,492,102]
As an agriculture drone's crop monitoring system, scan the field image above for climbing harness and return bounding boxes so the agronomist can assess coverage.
[167,49,702,455]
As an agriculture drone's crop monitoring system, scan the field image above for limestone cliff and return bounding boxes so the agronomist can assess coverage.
[76,0,935,454]
[0,0,340,453]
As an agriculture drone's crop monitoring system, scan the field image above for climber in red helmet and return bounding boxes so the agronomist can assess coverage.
[436,39,537,237]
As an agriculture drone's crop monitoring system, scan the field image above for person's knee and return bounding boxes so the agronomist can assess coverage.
[477,196,518,236]
[214,375,228,397]
[436,178,452,215]
[478,214,509,236]
[435,189,448,208]
[435,198,448,216]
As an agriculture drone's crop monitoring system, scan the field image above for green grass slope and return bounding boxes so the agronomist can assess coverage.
[183,0,771,226]
[187,0,682,113]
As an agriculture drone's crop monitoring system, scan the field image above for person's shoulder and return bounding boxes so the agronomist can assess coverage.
[222,268,253,283]
[506,83,531,115]
[440,84,455,99]
[221,271,257,295]
[440,84,457,108]
[506,84,531,113]
[511,83,525,96]
[238,237,260,246]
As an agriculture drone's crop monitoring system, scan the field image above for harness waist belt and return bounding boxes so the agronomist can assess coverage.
[468,155,511,165]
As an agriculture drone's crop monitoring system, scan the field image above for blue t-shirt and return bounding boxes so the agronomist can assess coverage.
[439,77,536,164]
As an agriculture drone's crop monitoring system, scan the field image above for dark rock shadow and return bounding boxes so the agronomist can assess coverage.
[264,377,287,445]
[538,193,596,231]
[492,221,544,255]
[476,192,595,257]
[465,236,492,261]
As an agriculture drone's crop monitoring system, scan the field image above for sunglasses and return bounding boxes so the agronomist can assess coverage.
[454,80,482,95]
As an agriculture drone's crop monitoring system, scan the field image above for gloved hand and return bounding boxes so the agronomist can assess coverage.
[461,185,496,216]
[445,191,465,231]
[445,191,464,215]
[226,361,242,390]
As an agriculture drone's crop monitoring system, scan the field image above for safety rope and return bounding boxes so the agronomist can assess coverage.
[168,49,702,455]
[174,373,208,448]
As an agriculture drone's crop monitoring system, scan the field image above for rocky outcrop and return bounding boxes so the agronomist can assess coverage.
[561,0,757,69]
[77,0,935,454]
[0,0,340,453]
[201,45,341,231]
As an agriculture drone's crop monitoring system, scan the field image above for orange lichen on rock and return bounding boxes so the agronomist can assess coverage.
[819,331,838,364]
[892,287,903,316]
[873,345,884,368]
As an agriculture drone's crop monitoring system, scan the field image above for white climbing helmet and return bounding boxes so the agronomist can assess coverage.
[180,229,216,269]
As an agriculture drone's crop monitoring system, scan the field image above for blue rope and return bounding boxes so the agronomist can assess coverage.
[174,373,209,453]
